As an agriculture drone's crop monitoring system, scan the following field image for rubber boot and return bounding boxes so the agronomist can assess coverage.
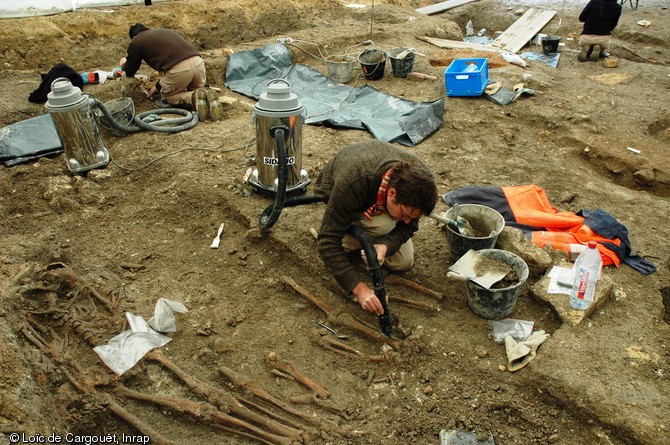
[193,88,209,122]
[586,45,596,61]
[578,45,592,62]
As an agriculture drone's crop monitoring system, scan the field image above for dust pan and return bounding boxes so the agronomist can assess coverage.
[448,249,511,289]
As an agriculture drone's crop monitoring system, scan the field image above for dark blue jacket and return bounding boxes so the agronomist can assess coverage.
[579,0,622,35]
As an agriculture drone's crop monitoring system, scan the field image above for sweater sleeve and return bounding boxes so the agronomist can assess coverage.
[317,179,369,294]
[123,43,142,77]
[578,2,591,23]
[608,6,622,32]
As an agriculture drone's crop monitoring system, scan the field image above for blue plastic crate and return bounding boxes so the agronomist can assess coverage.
[444,58,489,97]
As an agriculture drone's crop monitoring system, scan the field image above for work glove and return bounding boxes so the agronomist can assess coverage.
[504,335,535,372]
[522,329,550,352]
[504,330,550,372]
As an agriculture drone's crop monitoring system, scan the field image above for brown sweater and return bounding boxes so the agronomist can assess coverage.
[124,28,200,77]
[314,140,424,294]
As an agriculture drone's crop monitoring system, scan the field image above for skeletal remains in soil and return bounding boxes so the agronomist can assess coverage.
[280,274,444,354]
[12,262,445,444]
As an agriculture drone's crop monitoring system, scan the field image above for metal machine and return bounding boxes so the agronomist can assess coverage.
[45,77,110,174]
[247,79,309,194]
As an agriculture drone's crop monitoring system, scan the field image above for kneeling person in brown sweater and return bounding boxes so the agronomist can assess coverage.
[119,23,223,121]
[314,140,438,316]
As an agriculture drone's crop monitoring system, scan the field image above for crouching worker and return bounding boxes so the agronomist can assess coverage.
[313,140,438,316]
[577,0,622,62]
[119,23,223,121]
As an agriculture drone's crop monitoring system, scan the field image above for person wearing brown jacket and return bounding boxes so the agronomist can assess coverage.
[314,140,438,316]
[120,23,222,121]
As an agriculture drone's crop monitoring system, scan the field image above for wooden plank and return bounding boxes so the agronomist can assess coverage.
[416,0,479,15]
[416,36,507,54]
[491,8,556,53]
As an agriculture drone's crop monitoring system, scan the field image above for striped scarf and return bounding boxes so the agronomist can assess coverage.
[364,168,393,219]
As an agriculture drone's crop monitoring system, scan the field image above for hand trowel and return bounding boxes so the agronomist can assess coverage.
[209,223,225,249]
[447,249,511,289]
[429,212,475,237]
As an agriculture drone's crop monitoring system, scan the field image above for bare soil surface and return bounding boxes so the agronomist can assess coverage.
[1,1,669,444]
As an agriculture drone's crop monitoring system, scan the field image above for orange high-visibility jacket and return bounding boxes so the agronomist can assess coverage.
[444,184,622,266]
[501,185,621,266]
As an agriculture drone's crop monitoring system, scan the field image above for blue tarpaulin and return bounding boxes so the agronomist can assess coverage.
[224,44,444,146]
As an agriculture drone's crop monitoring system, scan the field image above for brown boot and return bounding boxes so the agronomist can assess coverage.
[206,88,224,122]
[577,45,591,62]
[193,88,209,121]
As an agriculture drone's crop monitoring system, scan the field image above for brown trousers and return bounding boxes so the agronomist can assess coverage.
[579,34,612,51]
[158,55,206,106]
[341,213,415,271]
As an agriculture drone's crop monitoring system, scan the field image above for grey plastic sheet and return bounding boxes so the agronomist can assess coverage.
[224,44,444,146]
[521,51,560,68]
[0,114,62,166]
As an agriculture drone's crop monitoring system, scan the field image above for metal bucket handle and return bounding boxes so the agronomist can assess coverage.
[267,78,290,88]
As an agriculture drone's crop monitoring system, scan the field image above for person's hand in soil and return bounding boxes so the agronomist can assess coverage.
[352,282,384,315]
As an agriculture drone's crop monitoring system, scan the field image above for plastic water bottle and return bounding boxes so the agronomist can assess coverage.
[465,20,474,36]
[569,241,602,310]
[567,243,587,261]
[464,63,478,72]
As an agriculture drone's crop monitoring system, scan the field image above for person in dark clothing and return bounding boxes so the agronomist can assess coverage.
[119,23,223,121]
[314,140,438,316]
[578,0,622,61]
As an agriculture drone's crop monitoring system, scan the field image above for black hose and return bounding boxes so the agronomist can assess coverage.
[348,225,393,338]
[92,99,198,134]
[255,162,391,338]
[259,125,289,230]
[283,195,324,207]
[260,195,324,232]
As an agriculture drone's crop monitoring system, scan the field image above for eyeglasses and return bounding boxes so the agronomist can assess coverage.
[400,205,421,221]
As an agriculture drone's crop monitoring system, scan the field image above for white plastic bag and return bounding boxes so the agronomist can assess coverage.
[94,298,189,375]
[489,318,534,343]
[502,52,528,68]
[148,297,189,333]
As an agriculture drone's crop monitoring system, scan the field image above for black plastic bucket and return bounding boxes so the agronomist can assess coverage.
[541,35,560,55]
[466,249,529,320]
[358,49,387,80]
[388,47,415,78]
[445,204,505,260]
